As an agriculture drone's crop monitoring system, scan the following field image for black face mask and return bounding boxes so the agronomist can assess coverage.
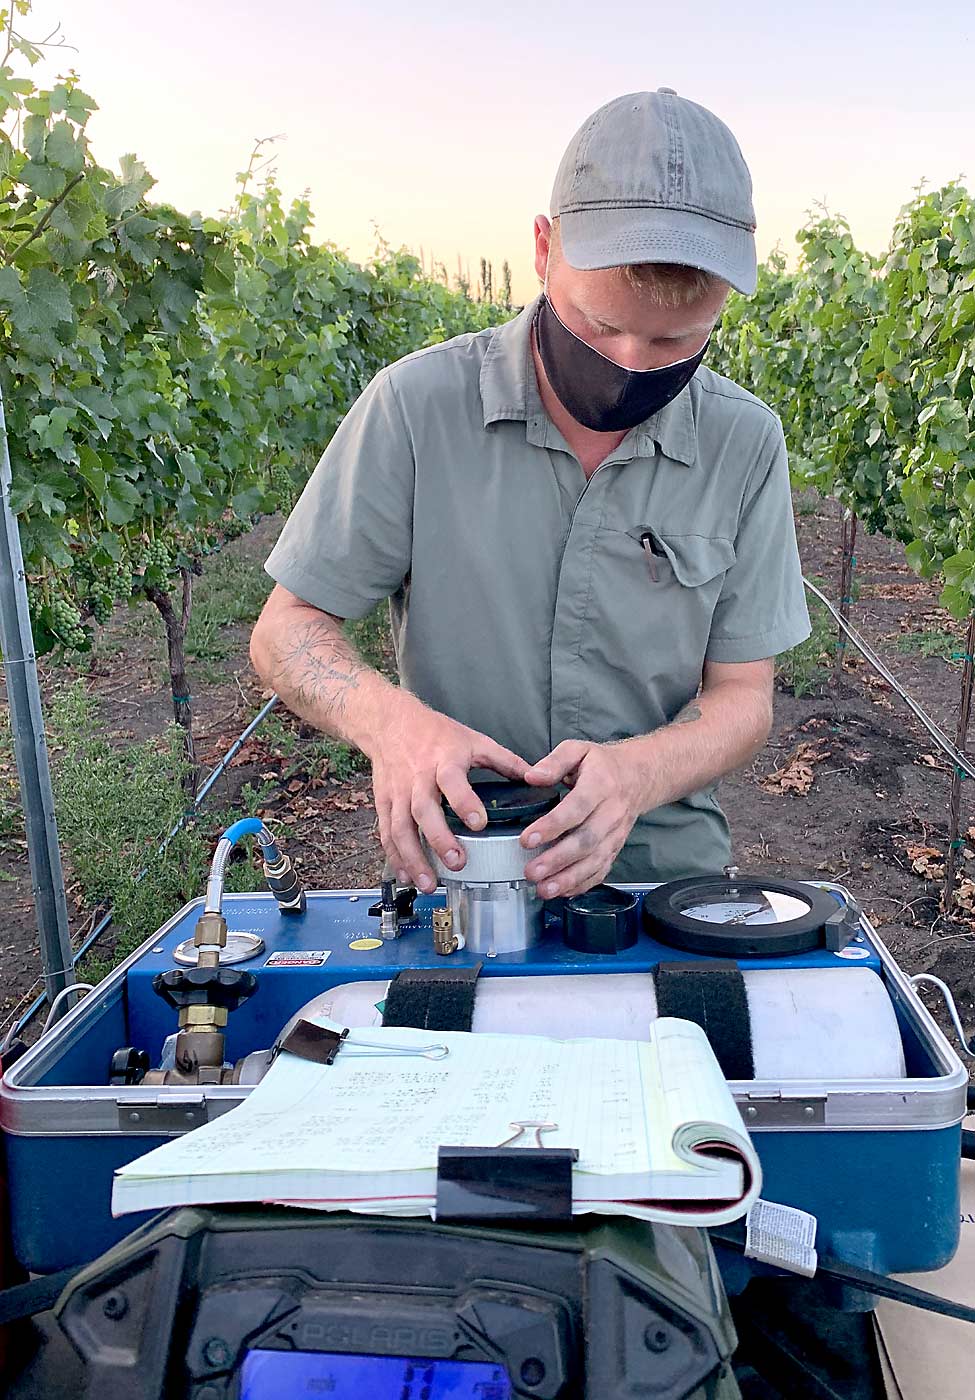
[533,293,709,433]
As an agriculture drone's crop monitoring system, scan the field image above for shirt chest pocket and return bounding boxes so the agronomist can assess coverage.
[568,525,739,740]
[624,527,736,588]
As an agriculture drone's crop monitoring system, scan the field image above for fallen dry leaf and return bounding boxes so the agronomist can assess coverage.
[918,753,946,769]
[952,878,975,914]
[759,739,830,796]
[905,842,946,879]
[860,582,922,601]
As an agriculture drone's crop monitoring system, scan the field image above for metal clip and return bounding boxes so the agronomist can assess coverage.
[640,533,658,582]
[496,1121,559,1148]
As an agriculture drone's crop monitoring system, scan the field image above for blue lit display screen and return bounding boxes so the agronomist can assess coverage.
[239,1350,512,1399]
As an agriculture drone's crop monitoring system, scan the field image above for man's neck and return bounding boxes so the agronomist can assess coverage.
[530,328,627,480]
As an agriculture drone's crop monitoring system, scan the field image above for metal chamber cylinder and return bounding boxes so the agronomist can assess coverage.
[431,828,546,955]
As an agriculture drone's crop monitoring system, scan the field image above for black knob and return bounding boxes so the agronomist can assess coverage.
[563,886,639,955]
[367,886,419,920]
[109,1047,150,1086]
[152,966,258,1014]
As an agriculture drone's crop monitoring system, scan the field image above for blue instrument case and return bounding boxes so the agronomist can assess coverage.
[0,884,966,1287]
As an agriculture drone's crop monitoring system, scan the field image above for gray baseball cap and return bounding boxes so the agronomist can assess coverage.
[550,88,757,295]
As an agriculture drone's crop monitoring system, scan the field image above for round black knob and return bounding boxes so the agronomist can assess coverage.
[152,966,258,1014]
[108,1046,149,1086]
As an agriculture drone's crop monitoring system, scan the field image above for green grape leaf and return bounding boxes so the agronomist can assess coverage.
[45,120,85,174]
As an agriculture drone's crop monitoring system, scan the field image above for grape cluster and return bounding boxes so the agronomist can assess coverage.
[48,593,88,650]
[87,583,114,625]
[267,461,297,510]
[111,557,134,602]
[144,537,173,572]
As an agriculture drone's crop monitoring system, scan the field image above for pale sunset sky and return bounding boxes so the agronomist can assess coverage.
[27,1,975,304]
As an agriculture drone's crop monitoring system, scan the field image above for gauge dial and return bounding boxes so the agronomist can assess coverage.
[678,890,812,925]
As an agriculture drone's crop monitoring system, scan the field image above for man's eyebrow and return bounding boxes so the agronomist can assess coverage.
[578,305,715,339]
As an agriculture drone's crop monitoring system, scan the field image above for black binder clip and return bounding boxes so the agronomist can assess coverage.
[277,1020,348,1066]
[435,1137,578,1224]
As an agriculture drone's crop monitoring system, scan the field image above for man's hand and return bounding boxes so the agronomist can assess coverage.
[370,693,529,893]
[518,660,775,899]
[519,741,643,899]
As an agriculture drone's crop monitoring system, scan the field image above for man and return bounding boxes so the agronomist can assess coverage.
[250,89,810,900]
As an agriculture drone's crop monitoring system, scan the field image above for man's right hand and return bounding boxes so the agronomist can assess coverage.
[368,693,529,893]
[250,588,528,892]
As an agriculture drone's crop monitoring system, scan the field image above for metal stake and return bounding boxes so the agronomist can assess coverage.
[0,384,74,1016]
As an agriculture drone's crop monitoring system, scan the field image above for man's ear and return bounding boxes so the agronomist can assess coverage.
[533,215,553,286]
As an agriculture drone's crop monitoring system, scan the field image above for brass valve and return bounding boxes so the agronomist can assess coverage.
[433,906,459,956]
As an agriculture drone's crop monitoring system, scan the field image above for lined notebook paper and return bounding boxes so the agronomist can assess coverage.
[112,1016,761,1226]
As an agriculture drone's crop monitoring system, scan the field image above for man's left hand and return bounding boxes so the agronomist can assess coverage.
[519,740,645,899]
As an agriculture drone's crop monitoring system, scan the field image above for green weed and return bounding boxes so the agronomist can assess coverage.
[793,490,821,517]
[776,591,834,697]
[891,629,961,662]
[47,680,266,969]
[187,551,273,661]
[345,605,395,678]
[258,710,370,781]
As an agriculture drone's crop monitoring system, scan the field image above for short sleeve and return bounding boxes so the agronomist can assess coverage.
[705,418,811,662]
[263,369,414,620]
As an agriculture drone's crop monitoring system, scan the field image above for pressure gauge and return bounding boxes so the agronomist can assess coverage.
[641,876,843,957]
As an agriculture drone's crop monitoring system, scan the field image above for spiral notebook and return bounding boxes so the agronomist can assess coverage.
[112,1016,762,1226]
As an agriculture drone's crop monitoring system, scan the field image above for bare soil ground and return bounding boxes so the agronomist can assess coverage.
[1,502,973,1064]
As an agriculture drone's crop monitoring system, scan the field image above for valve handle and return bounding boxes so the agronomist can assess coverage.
[151,965,258,1014]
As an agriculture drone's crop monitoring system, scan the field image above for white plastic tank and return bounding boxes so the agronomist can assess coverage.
[287,968,906,1080]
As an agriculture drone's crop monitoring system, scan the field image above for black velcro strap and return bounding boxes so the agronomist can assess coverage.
[654,960,755,1080]
[382,964,482,1032]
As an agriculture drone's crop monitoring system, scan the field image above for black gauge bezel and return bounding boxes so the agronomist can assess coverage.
[641,875,840,957]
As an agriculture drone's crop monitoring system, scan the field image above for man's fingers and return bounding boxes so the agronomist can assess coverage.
[521,781,599,850]
[374,795,411,884]
[410,788,467,876]
[524,739,590,787]
[525,823,602,885]
[389,795,439,893]
[540,854,607,901]
[472,736,530,782]
[436,763,487,830]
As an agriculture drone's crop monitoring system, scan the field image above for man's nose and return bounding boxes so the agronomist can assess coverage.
[598,335,704,373]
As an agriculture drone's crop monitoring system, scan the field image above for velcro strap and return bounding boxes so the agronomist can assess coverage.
[382,964,482,1032]
[653,960,755,1080]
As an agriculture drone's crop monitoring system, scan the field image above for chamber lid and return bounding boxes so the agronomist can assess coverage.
[445,781,560,832]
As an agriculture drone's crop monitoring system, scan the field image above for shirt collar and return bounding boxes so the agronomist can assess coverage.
[478,293,699,467]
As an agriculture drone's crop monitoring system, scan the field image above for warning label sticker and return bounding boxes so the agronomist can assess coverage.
[263,950,332,968]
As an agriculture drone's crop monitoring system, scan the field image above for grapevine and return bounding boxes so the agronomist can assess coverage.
[0,0,510,700]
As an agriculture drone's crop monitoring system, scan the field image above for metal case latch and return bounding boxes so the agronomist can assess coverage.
[117,1095,208,1132]
[742,1091,827,1127]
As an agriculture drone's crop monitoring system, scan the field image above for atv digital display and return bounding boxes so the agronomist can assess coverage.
[239,1349,512,1398]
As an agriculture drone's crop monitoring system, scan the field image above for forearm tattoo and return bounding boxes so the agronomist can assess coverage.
[672,701,702,726]
[273,618,366,719]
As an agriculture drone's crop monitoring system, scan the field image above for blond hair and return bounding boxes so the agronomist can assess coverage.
[549,218,725,308]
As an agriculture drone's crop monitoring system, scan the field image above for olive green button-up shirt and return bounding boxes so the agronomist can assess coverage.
[264,296,810,881]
